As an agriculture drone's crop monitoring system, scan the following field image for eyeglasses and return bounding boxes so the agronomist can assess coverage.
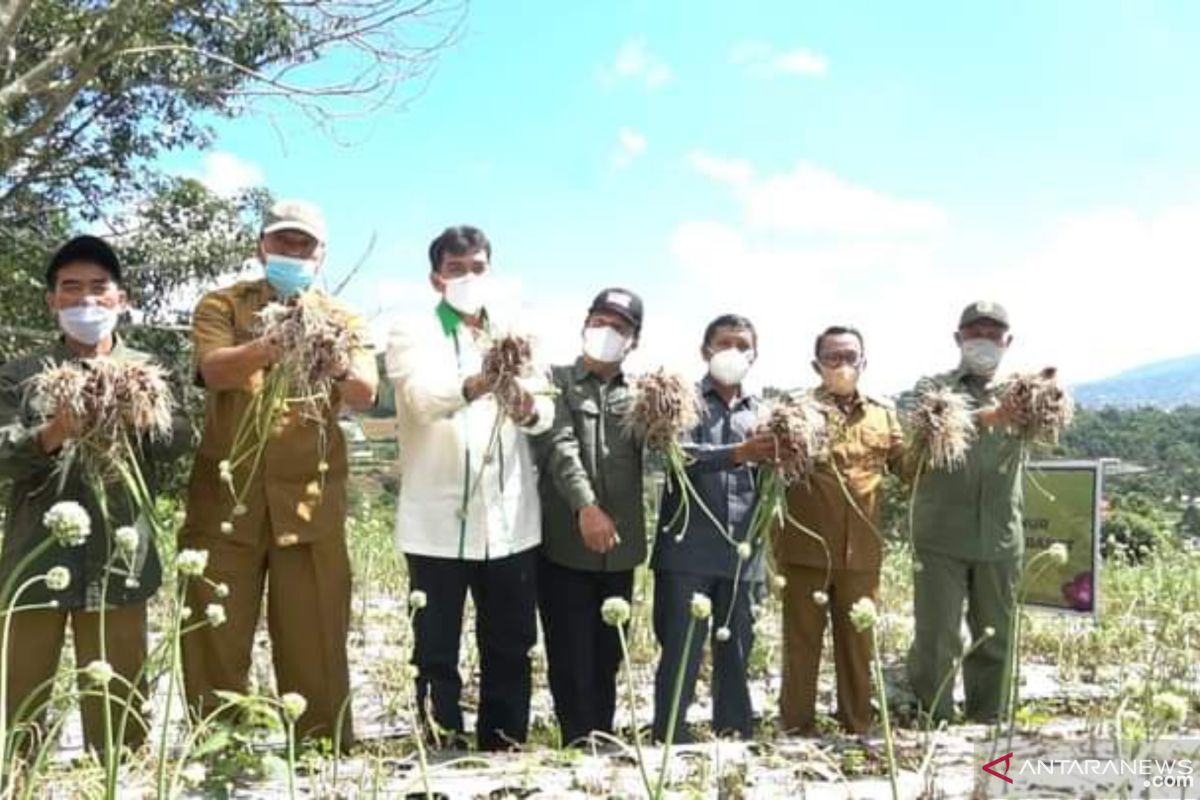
[817,353,863,368]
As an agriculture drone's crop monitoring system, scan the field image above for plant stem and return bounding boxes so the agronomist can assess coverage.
[287,718,298,800]
[615,623,654,798]
[919,631,995,785]
[92,481,118,799]
[155,576,188,799]
[991,551,1056,760]
[907,458,925,550]
[405,608,433,800]
[17,700,71,800]
[871,627,900,800]
[1,577,55,783]
[656,614,699,800]
[164,696,250,795]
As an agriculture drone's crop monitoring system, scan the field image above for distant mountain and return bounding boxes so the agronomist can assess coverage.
[1074,355,1200,409]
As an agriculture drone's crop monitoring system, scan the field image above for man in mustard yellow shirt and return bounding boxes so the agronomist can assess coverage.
[778,326,903,735]
[181,200,377,746]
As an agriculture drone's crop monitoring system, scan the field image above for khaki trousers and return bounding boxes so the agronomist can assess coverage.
[780,565,878,734]
[4,603,148,753]
[180,528,353,746]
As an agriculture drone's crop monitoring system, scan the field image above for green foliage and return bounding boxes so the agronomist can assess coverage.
[2,0,454,368]
[1057,406,1200,558]
[1062,406,1200,501]
[1179,504,1200,538]
[117,180,272,323]
[1101,491,1169,563]
[0,180,265,504]
[2,1,454,228]
[2,2,298,227]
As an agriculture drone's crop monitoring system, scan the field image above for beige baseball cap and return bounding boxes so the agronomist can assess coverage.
[262,199,327,243]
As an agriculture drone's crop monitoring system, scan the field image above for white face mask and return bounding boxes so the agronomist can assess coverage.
[582,325,629,364]
[708,348,754,386]
[59,302,119,346]
[443,274,490,315]
[961,338,1005,376]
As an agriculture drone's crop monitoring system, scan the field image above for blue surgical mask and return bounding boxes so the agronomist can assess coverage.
[59,302,118,346]
[264,254,317,297]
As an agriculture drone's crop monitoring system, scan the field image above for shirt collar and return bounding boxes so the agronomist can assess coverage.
[436,299,489,338]
[52,332,129,361]
[952,364,999,389]
[814,384,864,413]
[436,299,461,338]
[573,356,625,385]
[701,374,754,410]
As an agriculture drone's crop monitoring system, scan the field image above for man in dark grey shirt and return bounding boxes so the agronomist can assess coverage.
[651,314,778,742]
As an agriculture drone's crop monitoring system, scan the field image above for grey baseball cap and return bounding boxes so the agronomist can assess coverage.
[959,300,1009,329]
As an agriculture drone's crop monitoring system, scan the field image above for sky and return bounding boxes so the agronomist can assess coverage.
[165,0,1200,395]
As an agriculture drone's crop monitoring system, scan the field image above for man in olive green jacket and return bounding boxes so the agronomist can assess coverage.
[904,301,1024,723]
[0,236,189,753]
[535,288,645,746]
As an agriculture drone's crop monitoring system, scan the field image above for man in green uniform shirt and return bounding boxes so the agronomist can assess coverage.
[0,236,189,752]
[535,288,645,746]
[904,301,1022,723]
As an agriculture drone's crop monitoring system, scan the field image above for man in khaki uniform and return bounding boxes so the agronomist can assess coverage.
[181,201,377,746]
[778,326,903,735]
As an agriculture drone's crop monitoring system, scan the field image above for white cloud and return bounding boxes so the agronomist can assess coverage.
[612,127,648,169]
[673,153,1200,393]
[689,152,949,237]
[687,151,754,186]
[731,42,828,78]
[994,206,1200,383]
[600,38,672,89]
[197,151,264,197]
[350,202,1200,401]
[667,218,948,394]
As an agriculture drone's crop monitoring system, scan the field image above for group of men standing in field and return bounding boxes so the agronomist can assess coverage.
[1,198,1029,757]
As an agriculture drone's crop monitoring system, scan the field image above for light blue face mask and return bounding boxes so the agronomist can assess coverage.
[264,254,317,297]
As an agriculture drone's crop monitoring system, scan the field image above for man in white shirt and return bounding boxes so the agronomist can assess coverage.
[385,225,552,751]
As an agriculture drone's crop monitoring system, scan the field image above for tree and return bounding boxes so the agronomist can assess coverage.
[1179,504,1200,539]
[0,179,269,361]
[1,0,461,231]
[1102,491,1169,563]
[1,0,461,358]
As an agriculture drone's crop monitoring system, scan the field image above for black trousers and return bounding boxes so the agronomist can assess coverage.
[405,548,538,751]
[652,570,757,742]
[537,555,634,746]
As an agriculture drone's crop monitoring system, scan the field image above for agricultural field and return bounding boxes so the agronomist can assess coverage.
[4,3,1200,799]
[5,471,1197,799]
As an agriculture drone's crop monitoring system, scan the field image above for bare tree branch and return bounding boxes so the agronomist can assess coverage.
[0,0,36,59]
[0,41,84,106]
[1,0,465,227]
[0,0,143,171]
[332,231,378,296]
